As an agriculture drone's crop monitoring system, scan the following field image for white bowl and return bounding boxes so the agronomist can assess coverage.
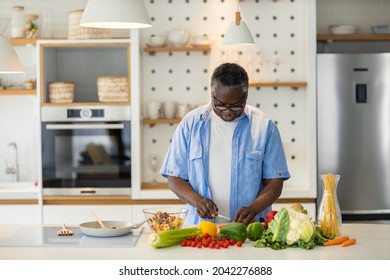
[146,35,166,47]
[168,29,190,47]
[192,34,212,46]
[329,25,358,35]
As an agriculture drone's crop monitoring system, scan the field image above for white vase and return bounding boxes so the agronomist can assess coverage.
[147,101,161,120]
[163,101,176,119]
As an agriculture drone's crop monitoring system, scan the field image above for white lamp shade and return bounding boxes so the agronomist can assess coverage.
[80,0,152,29]
[0,36,24,73]
[222,21,255,45]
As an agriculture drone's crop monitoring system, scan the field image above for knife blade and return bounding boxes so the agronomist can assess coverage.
[216,214,231,221]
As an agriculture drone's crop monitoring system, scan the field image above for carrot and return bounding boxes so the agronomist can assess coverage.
[323,235,349,246]
[341,238,356,247]
[218,223,227,229]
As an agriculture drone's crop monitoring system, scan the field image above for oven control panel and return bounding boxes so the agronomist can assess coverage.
[67,109,105,119]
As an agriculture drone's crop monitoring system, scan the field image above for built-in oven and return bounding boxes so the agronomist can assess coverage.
[41,106,131,196]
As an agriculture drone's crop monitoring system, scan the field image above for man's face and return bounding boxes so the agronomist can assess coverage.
[212,83,247,122]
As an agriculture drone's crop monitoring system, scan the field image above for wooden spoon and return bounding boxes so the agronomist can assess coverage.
[91,211,113,229]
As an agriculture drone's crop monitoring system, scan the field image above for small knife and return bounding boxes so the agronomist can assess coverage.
[216,214,231,221]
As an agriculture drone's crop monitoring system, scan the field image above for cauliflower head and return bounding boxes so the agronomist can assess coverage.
[285,208,316,245]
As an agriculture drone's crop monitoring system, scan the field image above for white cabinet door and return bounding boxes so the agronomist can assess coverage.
[42,205,133,224]
[0,205,41,224]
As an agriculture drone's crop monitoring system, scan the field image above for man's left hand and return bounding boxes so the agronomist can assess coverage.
[233,205,257,225]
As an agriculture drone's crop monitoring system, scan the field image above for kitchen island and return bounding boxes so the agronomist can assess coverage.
[0,223,389,260]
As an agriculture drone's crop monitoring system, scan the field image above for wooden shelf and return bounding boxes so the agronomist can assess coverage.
[0,89,36,95]
[317,33,390,42]
[41,101,130,107]
[249,81,307,90]
[143,45,211,55]
[10,38,38,45]
[143,118,181,127]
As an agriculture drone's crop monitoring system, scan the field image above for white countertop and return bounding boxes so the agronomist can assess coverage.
[0,223,389,260]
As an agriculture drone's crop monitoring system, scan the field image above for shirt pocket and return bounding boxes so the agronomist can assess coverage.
[243,150,264,183]
[189,145,202,161]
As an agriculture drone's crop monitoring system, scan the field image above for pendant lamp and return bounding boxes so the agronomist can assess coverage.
[0,36,24,73]
[80,0,152,29]
[222,2,255,45]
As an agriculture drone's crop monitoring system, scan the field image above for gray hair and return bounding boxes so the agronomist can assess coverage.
[210,63,249,94]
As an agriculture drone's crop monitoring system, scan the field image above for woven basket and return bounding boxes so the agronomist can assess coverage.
[49,82,75,103]
[68,9,111,40]
[97,76,129,102]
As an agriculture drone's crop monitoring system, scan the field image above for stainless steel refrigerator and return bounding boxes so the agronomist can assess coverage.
[317,53,390,221]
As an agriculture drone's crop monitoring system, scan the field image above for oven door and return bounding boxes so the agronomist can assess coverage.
[41,121,131,196]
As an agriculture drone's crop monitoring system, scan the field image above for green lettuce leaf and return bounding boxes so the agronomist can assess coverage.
[266,207,289,242]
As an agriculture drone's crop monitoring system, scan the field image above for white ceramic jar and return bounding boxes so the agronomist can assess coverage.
[11,6,25,38]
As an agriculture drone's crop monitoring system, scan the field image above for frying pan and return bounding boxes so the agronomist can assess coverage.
[79,219,147,237]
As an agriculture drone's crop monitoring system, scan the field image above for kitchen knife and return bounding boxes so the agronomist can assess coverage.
[216,214,231,221]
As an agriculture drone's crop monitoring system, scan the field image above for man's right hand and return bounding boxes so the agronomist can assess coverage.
[195,198,218,219]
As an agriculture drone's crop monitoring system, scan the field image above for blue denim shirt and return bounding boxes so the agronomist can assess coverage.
[160,104,290,225]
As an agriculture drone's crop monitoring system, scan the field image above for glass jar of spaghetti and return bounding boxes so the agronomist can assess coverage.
[317,173,342,236]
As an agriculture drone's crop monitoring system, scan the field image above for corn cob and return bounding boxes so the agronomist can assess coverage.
[148,226,199,248]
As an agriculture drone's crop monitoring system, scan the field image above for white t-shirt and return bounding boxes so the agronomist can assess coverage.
[208,110,239,223]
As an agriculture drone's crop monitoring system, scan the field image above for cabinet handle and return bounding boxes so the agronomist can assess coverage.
[46,124,125,130]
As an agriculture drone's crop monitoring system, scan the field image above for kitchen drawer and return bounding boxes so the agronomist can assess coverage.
[0,205,41,224]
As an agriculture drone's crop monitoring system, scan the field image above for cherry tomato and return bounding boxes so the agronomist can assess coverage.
[202,239,210,247]
[236,241,243,247]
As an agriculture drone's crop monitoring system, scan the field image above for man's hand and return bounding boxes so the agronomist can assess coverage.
[195,198,218,219]
[233,205,257,225]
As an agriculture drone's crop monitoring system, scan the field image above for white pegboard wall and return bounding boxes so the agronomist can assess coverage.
[140,0,314,198]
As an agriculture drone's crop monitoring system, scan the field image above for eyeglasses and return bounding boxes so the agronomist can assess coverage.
[212,95,246,112]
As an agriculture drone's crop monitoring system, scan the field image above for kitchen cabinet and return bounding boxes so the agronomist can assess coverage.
[38,39,131,106]
[317,33,390,42]
[0,204,40,224]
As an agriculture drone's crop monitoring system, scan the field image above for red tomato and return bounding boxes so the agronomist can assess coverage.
[236,241,243,247]
[229,239,235,245]
[196,242,202,248]
[202,239,210,247]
